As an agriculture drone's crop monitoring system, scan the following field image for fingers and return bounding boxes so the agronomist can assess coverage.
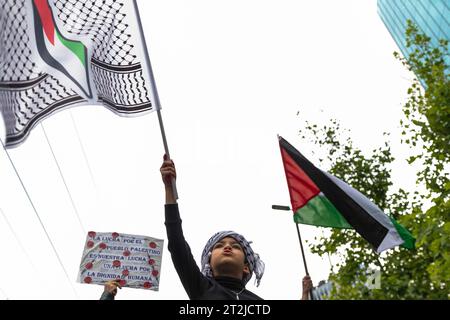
[161,159,175,168]
[162,154,174,164]
[160,159,175,172]
[106,280,121,288]
[160,166,176,178]
[112,280,122,289]
[160,161,175,170]
[160,166,176,175]
[104,280,123,296]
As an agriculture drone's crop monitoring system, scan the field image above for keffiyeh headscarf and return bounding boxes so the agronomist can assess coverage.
[200,231,265,287]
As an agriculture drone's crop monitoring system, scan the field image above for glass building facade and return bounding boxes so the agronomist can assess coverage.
[377,0,449,71]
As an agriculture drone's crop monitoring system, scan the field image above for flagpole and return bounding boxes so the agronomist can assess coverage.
[295,223,309,276]
[295,223,315,300]
[132,0,178,199]
[272,204,314,300]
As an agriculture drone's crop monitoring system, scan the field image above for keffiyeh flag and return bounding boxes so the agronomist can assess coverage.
[0,0,158,148]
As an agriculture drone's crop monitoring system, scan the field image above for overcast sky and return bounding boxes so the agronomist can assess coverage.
[0,0,417,300]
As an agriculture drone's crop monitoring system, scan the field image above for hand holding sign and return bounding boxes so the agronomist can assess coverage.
[78,231,164,291]
[104,280,122,297]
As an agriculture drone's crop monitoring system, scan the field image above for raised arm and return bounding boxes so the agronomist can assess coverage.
[161,155,210,299]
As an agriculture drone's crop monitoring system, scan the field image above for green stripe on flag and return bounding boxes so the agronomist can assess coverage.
[294,195,352,229]
[56,30,86,66]
[390,217,416,249]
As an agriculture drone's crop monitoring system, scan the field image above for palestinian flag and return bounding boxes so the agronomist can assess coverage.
[278,136,415,253]
[0,0,158,148]
[32,0,92,98]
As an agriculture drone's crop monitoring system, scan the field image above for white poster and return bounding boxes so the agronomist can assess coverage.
[77,231,163,291]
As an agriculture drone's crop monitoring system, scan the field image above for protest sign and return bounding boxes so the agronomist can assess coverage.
[77,231,163,290]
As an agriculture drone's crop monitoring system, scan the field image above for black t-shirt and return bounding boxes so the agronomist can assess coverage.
[165,204,263,300]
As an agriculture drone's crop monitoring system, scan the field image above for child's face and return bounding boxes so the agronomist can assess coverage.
[210,237,249,279]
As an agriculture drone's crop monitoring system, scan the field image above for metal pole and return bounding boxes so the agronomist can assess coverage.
[296,223,314,300]
[132,0,178,199]
[296,223,309,275]
[272,205,314,300]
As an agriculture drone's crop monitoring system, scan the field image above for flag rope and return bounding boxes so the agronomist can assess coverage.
[0,206,39,273]
[41,124,86,235]
[0,138,79,298]
[69,111,98,193]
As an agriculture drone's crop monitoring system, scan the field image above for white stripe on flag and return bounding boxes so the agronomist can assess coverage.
[324,172,404,252]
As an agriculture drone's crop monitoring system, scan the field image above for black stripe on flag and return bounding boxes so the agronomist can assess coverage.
[6,95,85,148]
[91,58,142,73]
[0,74,48,90]
[98,97,153,113]
[279,137,389,250]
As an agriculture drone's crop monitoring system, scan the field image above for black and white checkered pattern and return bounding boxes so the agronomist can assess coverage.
[201,231,265,287]
[0,0,155,148]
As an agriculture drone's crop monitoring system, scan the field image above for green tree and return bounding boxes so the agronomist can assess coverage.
[393,20,450,296]
[300,21,449,299]
[394,20,449,195]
